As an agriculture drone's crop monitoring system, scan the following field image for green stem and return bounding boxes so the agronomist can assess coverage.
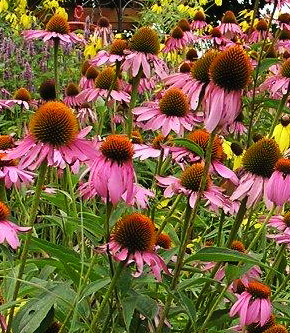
[6,162,48,333]
[65,166,78,216]
[272,271,290,301]
[126,69,143,138]
[264,243,287,285]
[216,211,225,247]
[90,261,125,331]
[268,87,290,137]
[249,0,260,30]
[0,179,7,203]
[53,38,59,99]
[104,200,113,242]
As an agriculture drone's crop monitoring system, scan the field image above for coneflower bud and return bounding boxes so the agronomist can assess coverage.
[130,27,160,55]
[14,87,31,102]
[222,11,237,24]
[242,138,281,178]
[29,101,78,147]
[112,213,155,253]
[191,50,219,83]
[159,88,189,117]
[210,45,252,91]
[100,135,133,163]
[230,240,245,252]
[46,14,70,34]
[39,79,56,101]
[193,10,206,22]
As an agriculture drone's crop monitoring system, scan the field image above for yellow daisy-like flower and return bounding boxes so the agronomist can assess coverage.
[273,123,290,152]
[84,35,102,58]
[151,3,162,14]
[177,4,189,13]
[20,13,32,29]
[55,7,68,20]
[223,140,233,159]
[215,0,222,5]
[0,0,8,13]
[240,20,250,32]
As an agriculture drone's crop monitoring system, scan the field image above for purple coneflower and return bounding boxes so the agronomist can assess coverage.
[218,11,243,38]
[64,82,80,107]
[133,87,196,137]
[177,19,195,43]
[77,103,96,125]
[204,27,232,48]
[0,202,30,249]
[267,211,290,234]
[230,281,272,327]
[97,213,170,281]
[7,101,96,170]
[94,16,114,46]
[162,27,189,53]
[277,13,290,31]
[191,10,207,30]
[4,87,32,110]
[249,19,271,43]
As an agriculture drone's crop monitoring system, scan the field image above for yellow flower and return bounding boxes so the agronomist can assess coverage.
[233,154,243,170]
[55,7,68,20]
[151,4,162,14]
[0,0,8,13]
[223,140,233,159]
[240,20,250,32]
[20,13,32,28]
[43,0,59,9]
[177,4,189,13]
[84,35,102,58]
[273,123,290,152]
[215,0,222,5]
[199,0,208,5]
[115,33,123,39]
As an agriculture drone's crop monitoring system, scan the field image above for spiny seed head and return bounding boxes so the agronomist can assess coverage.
[256,19,268,31]
[281,114,290,126]
[230,240,245,253]
[171,26,184,39]
[110,39,129,56]
[14,87,31,102]
[81,60,90,76]
[95,67,119,90]
[187,129,224,161]
[263,325,288,333]
[97,16,110,28]
[46,14,70,34]
[152,134,173,149]
[231,142,243,156]
[29,101,78,147]
[0,202,10,220]
[159,88,189,117]
[253,133,264,143]
[275,158,290,175]
[131,130,143,144]
[0,135,14,150]
[211,27,222,38]
[100,135,133,163]
[283,211,290,226]
[39,79,56,101]
[278,13,290,24]
[112,213,155,253]
[156,233,171,249]
[242,138,281,178]
[280,58,290,78]
[130,27,160,55]
[66,82,79,96]
[247,315,276,333]
[178,19,191,32]
[85,66,99,80]
[279,29,290,40]
[0,153,17,167]
[246,281,271,299]
[265,45,277,58]
[210,45,252,91]
[186,49,198,61]
[222,11,237,24]
[179,62,192,73]
[180,163,210,192]
[235,279,246,294]
[193,10,206,22]
[191,50,219,83]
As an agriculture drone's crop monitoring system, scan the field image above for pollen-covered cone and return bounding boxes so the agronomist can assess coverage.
[97,213,170,281]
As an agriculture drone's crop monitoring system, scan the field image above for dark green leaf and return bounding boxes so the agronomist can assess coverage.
[121,296,137,331]
[174,138,204,157]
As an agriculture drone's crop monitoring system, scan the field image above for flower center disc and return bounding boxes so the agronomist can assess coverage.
[29,101,78,147]
[86,66,99,80]
[113,213,155,253]
[171,26,184,39]
[242,138,281,178]
[0,201,10,220]
[39,79,56,101]
[275,158,290,176]
[187,129,224,161]
[283,211,290,226]
[156,233,171,249]
[230,240,245,252]
[46,14,70,34]
[246,281,271,299]
[159,88,189,117]
[256,19,268,31]
[191,50,219,83]
[279,29,290,40]
[81,60,90,76]
[263,325,288,333]
[180,62,192,73]
[0,135,14,150]
[210,45,252,91]
[100,135,133,163]
[280,58,290,78]
[180,163,210,192]
[186,48,198,61]
[95,67,119,90]
[14,88,31,102]
[211,27,222,38]
[110,39,129,56]
[193,10,206,22]
[97,16,110,28]
[247,315,275,333]
[222,11,237,24]
[66,83,79,96]
[130,27,160,55]
[278,13,290,24]
[178,19,191,32]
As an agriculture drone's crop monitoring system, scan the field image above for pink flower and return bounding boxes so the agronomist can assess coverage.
[63,82,80,107]
[191,10,207,31]
[79,135,135,205]
[77,103,97,125]
[267,213,290,234]
[97,213,170,281]
[203,27,233,48]
[219,11,242,38]
[230,281,272,327]
[133,88,197,137]
[162,27,190,53]
[156,162,229,211]
[0,202,31,249]
[7,102,97,171]
[79,65,99,90]
[94,17,114,46]
[22,14,85,45]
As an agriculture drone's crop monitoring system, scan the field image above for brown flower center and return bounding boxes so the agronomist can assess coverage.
[113,213,155,253]
[97,16,110,28]
[159,88,189,117]
[247,315,276,333]
[242,138,281,178]
[130,27,160,55]
[180,163,210,192]
[211,27,222,38]
[171,26,184,39]
[210,45,252,91]
[186,48,198,61]
[193,10,206,22]
[256,19,268,31]
[179,62,192,73]
[151,134,173,149]
[95,67,119,90]
[46,14,70,34]
[29,101,78,147]
[222,11,237,24]
[14,88,31,102]
[234,279,246,294]
[0,201,10,220]
[231,142,243,156]
[283,211,290,226]
[191,50,219,83]
[81,60,90,76]
[86,66,99,80]
[280,58,290,78]
[39,79,56,101]
[278,13,290,24]
[263,325,288,333]
[246,281,271,299]
[178,19,191,32]
[275,158,290,175]
[0,135,15,150]
[156,233,171,249]
[100,135,133,163]
[230,240,245,252]
[66,82,79,96]
[110,39,129,56]
[279,29,290,40]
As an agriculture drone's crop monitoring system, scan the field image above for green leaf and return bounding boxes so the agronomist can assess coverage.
[121,297,137,331]
[81,279,111,298]
[177,277,219,291]
[177,291,196,326]
[173,138,204,157]
[255,58,280,75]
[129,291,158,319]
[185,247,263,267]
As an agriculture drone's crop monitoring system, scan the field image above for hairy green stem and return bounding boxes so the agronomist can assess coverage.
[6,162,48,332]
[53,38,59,99]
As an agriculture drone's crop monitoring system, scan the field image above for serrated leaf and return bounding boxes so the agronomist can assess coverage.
[174,138,204,157]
